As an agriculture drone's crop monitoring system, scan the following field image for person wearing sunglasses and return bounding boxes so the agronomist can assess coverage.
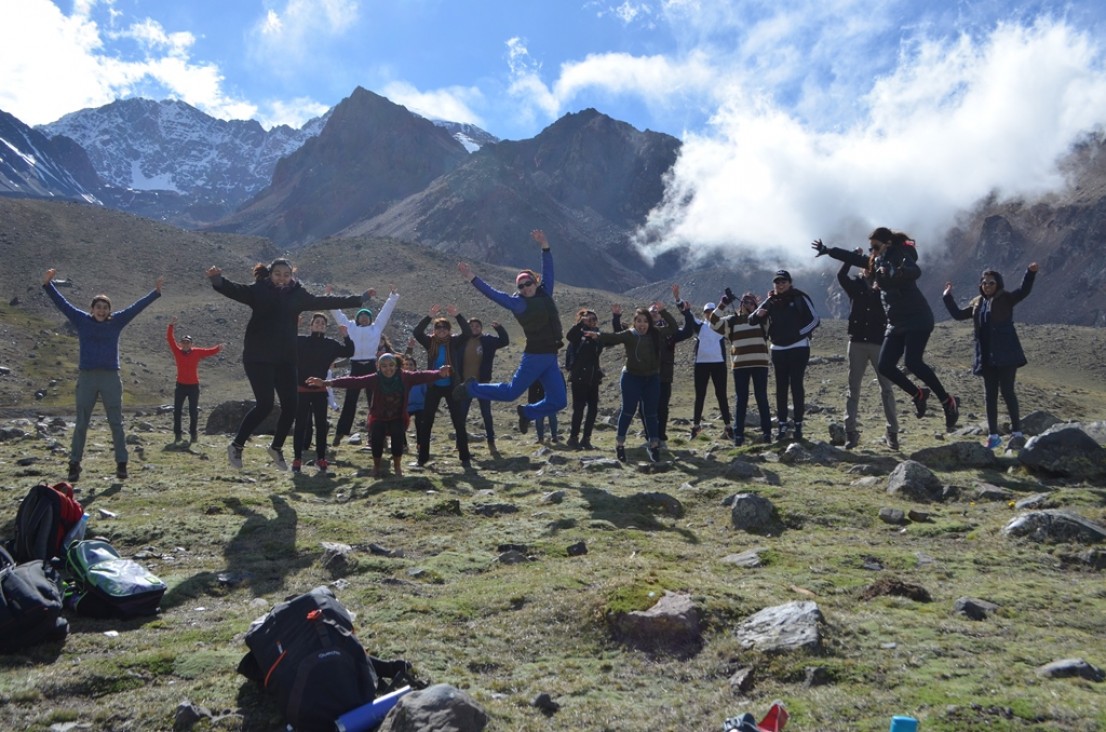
[813,228,960,436]
[412,305,474,468]
[455,229,567,434]
[943,263,1038,450]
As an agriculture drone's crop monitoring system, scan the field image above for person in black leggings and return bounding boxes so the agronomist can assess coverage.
[207,258,368,471]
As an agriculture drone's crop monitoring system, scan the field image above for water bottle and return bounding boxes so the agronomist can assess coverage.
[334,686,412,732]
[889,715,918,732]
[62,513,89,550]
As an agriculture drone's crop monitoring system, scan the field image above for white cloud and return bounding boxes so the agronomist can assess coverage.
[259,97,332,129]
[633,17,1106,270]
[248,0,359,70]
[381,82,485,126]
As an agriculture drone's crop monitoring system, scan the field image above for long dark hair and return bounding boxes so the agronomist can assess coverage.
[253,257,294,282]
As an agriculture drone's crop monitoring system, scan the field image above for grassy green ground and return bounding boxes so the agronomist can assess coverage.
[1,321,1104,731]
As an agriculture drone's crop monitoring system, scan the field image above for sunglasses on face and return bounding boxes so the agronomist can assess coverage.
[517,280,535,290]
[434,324,450,330]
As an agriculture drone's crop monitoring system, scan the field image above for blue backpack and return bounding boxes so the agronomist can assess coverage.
[64,540,167,619]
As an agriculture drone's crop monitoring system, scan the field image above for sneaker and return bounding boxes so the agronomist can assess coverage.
[316,459,329,474]
[516,404,531,434]
[690,424,702,439]
[227,443,243,470]
[776,426,788,441]
[189,431,198,443]
[67,462,82,483]
[845,432,860,450]
[615,445,627,462]
[291,459,302,473]
[580,441,595,450]
[884,431,900,450]
[912,387,931,418]
[453,377,476,401]
[646,445,660,462]
[116,462,128,480]
[723,425,735,441]
[566,436,580,449]
[793,422,803,441]
[942,395,960,432]
[1007,431,1027,450]
[760,432,773,444]
[734,436,745,447]
[174,432,183,443]
[267,446,289,471]
[985,434,1002,449]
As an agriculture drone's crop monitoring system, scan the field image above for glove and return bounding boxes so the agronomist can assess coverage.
[812,239,828,257]
[719,293,733,307]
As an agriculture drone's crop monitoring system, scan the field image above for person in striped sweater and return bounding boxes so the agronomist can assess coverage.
[709,292,772,446]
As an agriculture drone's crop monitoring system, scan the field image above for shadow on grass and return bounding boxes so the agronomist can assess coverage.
[576,485,698,542]
[161,494,307,608]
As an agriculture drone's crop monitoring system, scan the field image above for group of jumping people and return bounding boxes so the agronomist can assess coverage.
[42,226,1038,481]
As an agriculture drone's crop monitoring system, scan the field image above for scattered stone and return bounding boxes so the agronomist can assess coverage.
[845,462,890,476]
[828,423,846,446]
[723,458,763,481]
[609,591,702,654]
[1002,510,1106,544]
[539,490,565,504]
[471,503,519,517]
[1059,548,1106,570]
[730,493,785,535]
[380,683,488,732]
[886,460,944,503]
[804,665,832,687]
[566,541,587,557]
[729,665,756,695]
[906,510,933,523]
[859,577,932,602]
[721,548,766,568]
[320,542,355,576]
[735,600,824,654]
[630,491,684,518]
[1014,493,1052,510]
[530,692,559,715]
[496,549,529,564]
[908,442,998,470]
[635,460,673,474]
[1018,426,1106,480]
[582,457,624,471]
[369,543,404,558]
[216,571,254,587]
[953,597,999,620]
[97,508,117,519]
[16,456,37,466]
[173,700,213,731]
[878,508,906,525]
[974,482,1015,501]
[1035,658,1105,682]
[1020,410,1061,436]
[860,555,884,571]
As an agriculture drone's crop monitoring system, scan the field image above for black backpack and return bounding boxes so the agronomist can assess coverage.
[237,586,383,732]
[0,546,69,653]
[10,482,85,564]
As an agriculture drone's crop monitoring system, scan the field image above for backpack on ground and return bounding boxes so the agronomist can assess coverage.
[64,539,167,619]
[9,482,85,564]
[0,545,69,652]
[237,586,416,732]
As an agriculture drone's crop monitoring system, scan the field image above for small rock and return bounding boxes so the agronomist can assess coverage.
[566,541,587,557]
[1036,658,1105,682]
[953,597,999,621]
[878,507,906,525]
[531,692,560,715]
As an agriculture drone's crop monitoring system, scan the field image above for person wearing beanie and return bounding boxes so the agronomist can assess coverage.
[455,229,567,435]
[44,268,163,482]
[329,285,400,446]
[812,229,961,437]
[688,289,733,441]
[749,269,820,441]
[943,263,1038,450]
[167,317,223,443]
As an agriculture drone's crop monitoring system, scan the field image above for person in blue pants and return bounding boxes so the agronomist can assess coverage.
[455,229,566,434]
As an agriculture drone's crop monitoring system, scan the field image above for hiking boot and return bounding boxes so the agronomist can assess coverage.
[189,431,198,443]
[884,431,900,450]
[734,436,745,447]
[267,446,289,471]
[761,432,773,444]
[615,445,627,462]
[116,462,128,480]
[845,431,860,450]
[291,459,302,473]
[646,444,660,463]
[67,462,82,483]
[723,425,735,441]
[331,433,345,447]
[912,387,931,418]
[516,404,531,434]
[316,459,329,474]
[690,424,702,439]
[776,425,789,441]
[453,377,476,401]
[566,436,580,449]
[793,422,803,441]
[174,432,183,443]
[985,434,1002,450]
[580,440,595,450]
[942,395,960,431]
[227,443,243,470]
[460,458,473,470]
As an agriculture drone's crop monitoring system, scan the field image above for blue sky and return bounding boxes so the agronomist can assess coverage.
[4,0,1106,265]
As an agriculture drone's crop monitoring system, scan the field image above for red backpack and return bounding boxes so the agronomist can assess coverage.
[10,483,85,564]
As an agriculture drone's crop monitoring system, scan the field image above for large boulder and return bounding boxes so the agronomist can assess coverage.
[729,493,785,535]
[1002,510,1106,545]
[205,400,282,436]
[886,460,944,502]
[908,442,998,471]
[608,591,702,654]
[736,601,824,654]
[1018,427,1106,481]
[380,684,487,732]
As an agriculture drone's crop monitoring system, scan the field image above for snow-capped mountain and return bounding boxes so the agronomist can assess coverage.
[428,119,500,152]
[1,109,100,202]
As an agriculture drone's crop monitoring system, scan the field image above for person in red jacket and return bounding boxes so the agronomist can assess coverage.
[167,317,223,443]
[309,355,449,478]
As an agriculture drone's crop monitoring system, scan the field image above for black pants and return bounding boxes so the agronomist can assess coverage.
[458,397,496,442]
[419,383,471,463]
[982,365,1020,434]
[371,419,406,459]
[878,328,949,401]
[733,367,771,437]
[693,362,732,425]
[173,382,200,436]
[334,359,376,437]
[771,347,809,424]
[294,392,330,461]
[570,379,600,443]
[236,361,298,448]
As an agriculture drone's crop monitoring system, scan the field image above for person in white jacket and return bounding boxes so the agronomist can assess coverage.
[328,285,400,445]
[690,302,733,440]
